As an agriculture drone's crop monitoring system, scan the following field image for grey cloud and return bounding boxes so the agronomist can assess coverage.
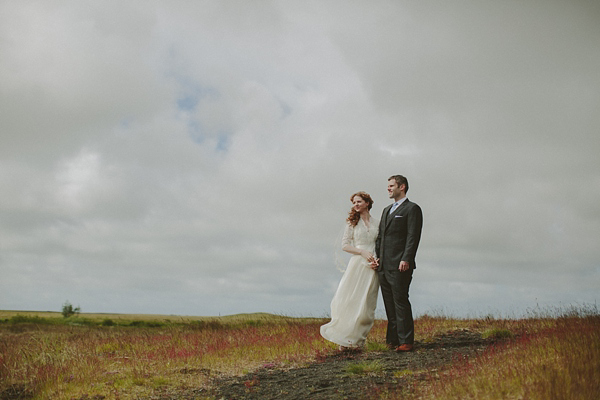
[1,0,598,317]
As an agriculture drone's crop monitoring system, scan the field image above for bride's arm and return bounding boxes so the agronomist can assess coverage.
[341,223,374,261]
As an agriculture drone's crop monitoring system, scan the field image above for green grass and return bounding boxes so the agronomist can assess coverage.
[345,360,384,375]
[366,340,391,352]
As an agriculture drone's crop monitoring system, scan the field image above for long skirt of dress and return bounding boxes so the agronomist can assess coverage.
[320,255,379,348]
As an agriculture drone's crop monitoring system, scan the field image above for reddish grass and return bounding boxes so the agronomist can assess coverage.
[403,315,600,399]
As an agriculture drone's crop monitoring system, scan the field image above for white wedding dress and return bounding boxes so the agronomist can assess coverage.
[320,218,379,347]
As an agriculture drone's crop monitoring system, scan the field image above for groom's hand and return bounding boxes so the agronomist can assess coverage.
[399,261,410,272]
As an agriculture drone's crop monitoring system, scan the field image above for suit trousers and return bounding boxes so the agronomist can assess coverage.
[379,268,414,346]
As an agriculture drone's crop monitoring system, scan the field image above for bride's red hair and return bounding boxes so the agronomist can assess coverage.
[346,191,374,227]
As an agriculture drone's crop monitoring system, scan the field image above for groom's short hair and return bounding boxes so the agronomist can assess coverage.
[389,175,409,193]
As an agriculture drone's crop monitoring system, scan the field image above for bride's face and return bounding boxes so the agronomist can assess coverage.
[352,196,369,213]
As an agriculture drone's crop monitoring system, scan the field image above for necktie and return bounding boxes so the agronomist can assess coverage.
[389,202,399,214]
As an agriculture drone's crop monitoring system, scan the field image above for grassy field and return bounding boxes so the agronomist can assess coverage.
[1,308,598,399]
[412,312,600,400]
[0,310,295,323]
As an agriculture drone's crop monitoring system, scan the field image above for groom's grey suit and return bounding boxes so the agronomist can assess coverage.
[375,198,423,347]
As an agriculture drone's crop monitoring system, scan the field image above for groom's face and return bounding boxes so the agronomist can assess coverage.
[388,180,404,200]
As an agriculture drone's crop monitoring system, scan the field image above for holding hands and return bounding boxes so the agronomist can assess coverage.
[369,258,379,270]
[360,250,379,270]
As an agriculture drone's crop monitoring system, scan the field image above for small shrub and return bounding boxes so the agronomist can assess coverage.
[61,301,80,318]
[102,319,115,326]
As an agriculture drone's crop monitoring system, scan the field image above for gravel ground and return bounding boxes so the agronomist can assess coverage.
[154,329,494,399]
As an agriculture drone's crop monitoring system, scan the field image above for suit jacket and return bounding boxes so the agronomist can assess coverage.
[375,199,423,271]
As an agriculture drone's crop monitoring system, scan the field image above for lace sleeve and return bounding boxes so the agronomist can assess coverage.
[334,224,352,272]
[341,223,354,249]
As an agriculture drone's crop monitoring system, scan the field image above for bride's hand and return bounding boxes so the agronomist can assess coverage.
[361,250,374,262]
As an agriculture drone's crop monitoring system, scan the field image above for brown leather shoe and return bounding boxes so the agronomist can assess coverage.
[395,344,414,352]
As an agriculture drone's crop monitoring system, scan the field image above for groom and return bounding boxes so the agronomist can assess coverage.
[372,175,423,352]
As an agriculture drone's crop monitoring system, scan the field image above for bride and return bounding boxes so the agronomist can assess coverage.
[320,191,379,350]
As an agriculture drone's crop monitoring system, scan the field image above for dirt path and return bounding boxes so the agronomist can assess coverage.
[159,329,494,399]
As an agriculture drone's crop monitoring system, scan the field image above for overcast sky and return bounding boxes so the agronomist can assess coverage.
[1,0,599,318]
